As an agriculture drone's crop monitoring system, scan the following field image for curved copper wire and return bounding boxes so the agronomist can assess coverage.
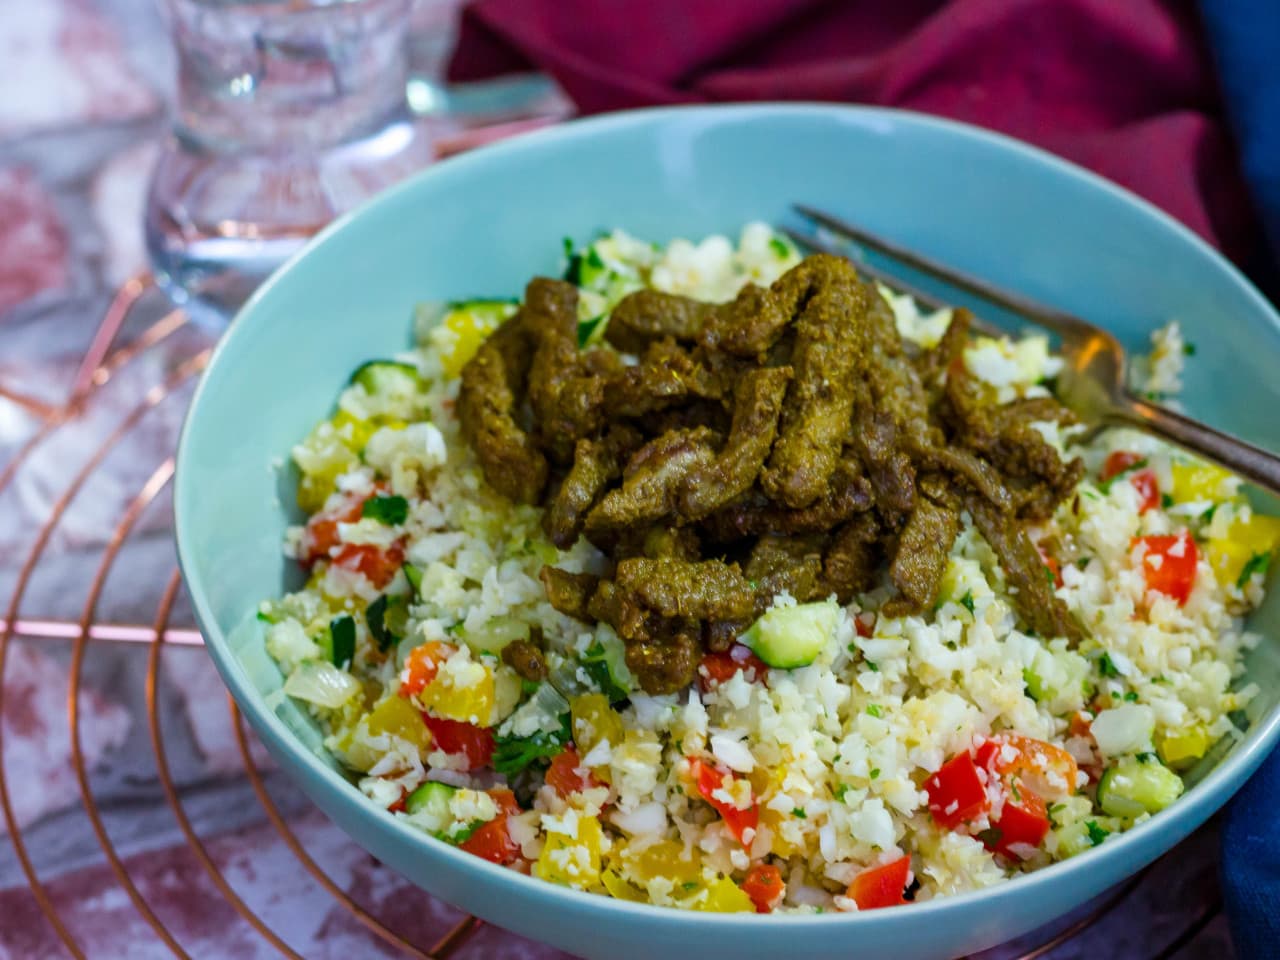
[0,350,208,956]
[69,274,152,400]
[68,458,190,957]
[146,570,303,959]
[228,700,465,959]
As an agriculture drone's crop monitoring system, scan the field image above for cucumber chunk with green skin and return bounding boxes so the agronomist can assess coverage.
[405,780,457,818]
[1097,757,1184,818]
[350,360,422,395]
[740,600,840,669]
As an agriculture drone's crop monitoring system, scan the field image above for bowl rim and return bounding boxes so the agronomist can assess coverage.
[175,101,1280,931]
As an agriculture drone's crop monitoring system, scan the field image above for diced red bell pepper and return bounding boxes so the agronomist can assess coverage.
[985,789,1049,858]
[1102,452,1160,513]
[697,644,768,692]
[334,541,405,590]
[459,788,522,865]
[1135,531,1198,605]
[689,758,758,844]
[741,862,785,914]
[854,613,875,638]
[979,733,1079,800]
[299,493,367,566]
[925,752,989,829]
[1036,545,1063,589]
[423,714,495,770]
[848,855,911,910]
[398,641,454,698]
[545,746,599,799]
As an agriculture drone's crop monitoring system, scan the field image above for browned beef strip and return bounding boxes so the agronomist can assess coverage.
[524,277,613,463]
[585,426,719,534]
[456,316,548,504]
[745,535,825,611]
[544,425,642,548]
[623,622,701,695]
[539,566,599,621]
[606,338,729,419]
[761,257,869,508]
[885,474,959,615]
[615,557,755,622]
[502,638,548,682]
[701,457,873,541]
[965,491,1084,644]
[678,366,792,520]
[606,289,715,354]
[822,512,883,603]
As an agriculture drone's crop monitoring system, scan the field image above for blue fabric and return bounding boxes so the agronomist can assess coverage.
[1199,0,1280,261]
[1200,3,1280,955]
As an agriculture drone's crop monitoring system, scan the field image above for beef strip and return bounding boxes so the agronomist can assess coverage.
[456,316,548,504]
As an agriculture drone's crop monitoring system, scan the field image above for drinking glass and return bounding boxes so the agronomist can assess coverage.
[146,0,433,325]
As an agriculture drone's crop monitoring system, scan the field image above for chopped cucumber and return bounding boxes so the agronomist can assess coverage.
[1023,647,1089,710]
[741,600,840,669]
[1055,817,1121,858]
[405,780,457,818]
[1097,757,1184,818]
[350,360,422,396]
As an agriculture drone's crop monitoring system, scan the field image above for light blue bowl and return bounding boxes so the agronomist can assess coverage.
[175,105,1280,960]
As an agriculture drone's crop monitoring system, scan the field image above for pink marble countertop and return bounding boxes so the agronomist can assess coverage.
[0,3,1237,957]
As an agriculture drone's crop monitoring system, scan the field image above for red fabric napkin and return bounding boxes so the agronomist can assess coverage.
[448,0,1264,267]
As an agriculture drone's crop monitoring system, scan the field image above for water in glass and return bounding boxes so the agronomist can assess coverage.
[146,0,432,324]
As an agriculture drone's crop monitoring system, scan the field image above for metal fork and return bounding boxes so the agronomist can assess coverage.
[786,204,1280,496]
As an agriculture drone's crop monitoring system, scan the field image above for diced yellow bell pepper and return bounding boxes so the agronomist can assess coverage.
[1171,462,1236,503]
[688,876,754,913]
[419,661,496,725]
[367,695,431,750]
[1206,513,1280,586]
[534,815,605,890]
[439,302,519,378]
[620,840,702,887]
[571,693,625,767]
[1157,725,1211,768]
[601,869,647,903]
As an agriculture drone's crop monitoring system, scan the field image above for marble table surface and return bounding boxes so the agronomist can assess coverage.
[0,2,1239,957]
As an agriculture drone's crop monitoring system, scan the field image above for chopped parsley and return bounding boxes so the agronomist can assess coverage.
[975,827,1003,848]
[328,614,355,667]
[866,704,883,718]
[769,236,792,258]
[1237,551,1271,589]
[959,591,976,614]
[362,494,409,526]
[681,881,699,891]
[1098,652,1122,679]
[1136,752,1156,764]
[1183,341,1197,356]
[1201,503,1219,523]
[585,247,605,270]
[833,784,852,802]
[792,808,807,819]
[520,677,540,696]
[577,316,604,347]
[866,661,880,672]
[491,714,571,777]
[1076,556,1092,570]
[365,594,403,652]
[1161,493,1174,509]
[1085,820,1110,846]
[869,768,881,780]
[1123,691,1140,702]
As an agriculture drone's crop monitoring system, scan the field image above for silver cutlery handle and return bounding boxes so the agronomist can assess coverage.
[1118,393,1280,496]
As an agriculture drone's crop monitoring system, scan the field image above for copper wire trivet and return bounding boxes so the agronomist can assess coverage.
[0,276,1224,959]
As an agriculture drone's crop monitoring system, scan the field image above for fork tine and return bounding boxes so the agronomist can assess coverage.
[781,225,1005,338]
[794,204,1091,335]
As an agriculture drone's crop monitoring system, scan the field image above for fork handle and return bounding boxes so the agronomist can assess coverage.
[1115,392,1280,496]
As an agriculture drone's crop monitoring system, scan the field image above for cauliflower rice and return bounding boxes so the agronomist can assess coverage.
[261,224,1276,914]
